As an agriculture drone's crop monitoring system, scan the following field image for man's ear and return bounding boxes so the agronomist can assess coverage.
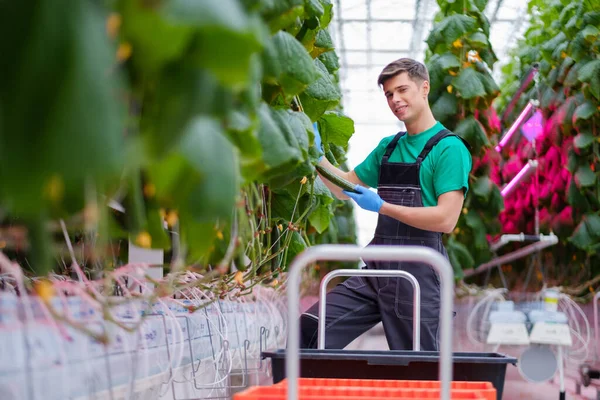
[421,80,430,98]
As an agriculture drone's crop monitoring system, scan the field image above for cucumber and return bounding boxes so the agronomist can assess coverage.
[315,164,359,193]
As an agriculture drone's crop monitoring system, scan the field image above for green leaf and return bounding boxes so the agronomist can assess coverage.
[578,59,600,100]
[454,116,489,150]
[299,59,342,120]
[257,103,302,177]
[575,164,596,188]
[578,59,600,83]
[471,176,492,201]
[446,236,473,278]
[0,0,125,216]
[464,210,489,249]
[260,0,304,32]
[569,214,600,251]
[542,31,567,53]
[284,231,308,268]
[180,218,217,263]
[314,29,334,52]
[476,69,500,97]
[428,14,477,49]
[318,50,340,73]
[318,112,355,147]
[265,31,319,96]
[573,101,597,123]
[567,178,590,211]
[573,132,594,149]
[584,11,600,27]
[452,67,486,99]
[436,53,461,70]
[468,31,488,47]
[178,117,239,221]
[580,24,600,42]
[563,62,581,87]
[142,66,233,157]
[319,0,333,28]
[431,92,458,123]
[308,203,332,233]
[118,0,194,74]
[304,0,324,18]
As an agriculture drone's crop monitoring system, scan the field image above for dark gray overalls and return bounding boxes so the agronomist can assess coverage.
[300,129,468,350]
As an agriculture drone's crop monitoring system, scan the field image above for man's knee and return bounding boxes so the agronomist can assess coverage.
[299,313,319,348]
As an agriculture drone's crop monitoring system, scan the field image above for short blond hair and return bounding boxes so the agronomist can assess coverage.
[377,58,429,87]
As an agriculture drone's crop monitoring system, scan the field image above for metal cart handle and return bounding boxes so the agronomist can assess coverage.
[317,269,421,351]
[286,244,455,400]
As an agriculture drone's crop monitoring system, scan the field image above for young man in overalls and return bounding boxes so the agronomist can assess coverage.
[301,58,472,351]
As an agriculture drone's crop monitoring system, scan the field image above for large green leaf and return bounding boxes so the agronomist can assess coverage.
[454,116,489,150]
[426,14,477,49]
[580,24,600,42]
[575,164,596,188]
[283,231,308,268]
[318,112,355,147]
[319,50,340,73]
[257,103,303,178]
[573,132,594,149]
[446,236,473,279]
[578,59,600,100]
[178,117,239,221]
[542,31,567,53]
[299,59,342,120]
[464,210,489,249]
[142,66,233,157]
[259,0,304,32]
[118,0,194,74]
[308,203,332,234]
[452,67,486,99]
[0,0,125,216]
[263,31,319,96]
[573,101,597,123]
[471,175,493,201]
[431,92,458,123]
[569,214,600,252]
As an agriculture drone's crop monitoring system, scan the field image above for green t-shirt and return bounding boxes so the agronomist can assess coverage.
[354,122,472,207]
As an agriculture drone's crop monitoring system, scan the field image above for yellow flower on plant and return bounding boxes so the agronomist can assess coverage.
[143,183,156,198]
[300,176,308,185]
[449,70,457,76]
[234,271,244,286]
[452,39,463,48]
[216,230,224,240]
[135,231,152,248]
[106,13,122,39]
[446,85,453,93]
[561,51,567,59]
[166,211,178,228]
[116,42,132,63]
[35,280,55,304]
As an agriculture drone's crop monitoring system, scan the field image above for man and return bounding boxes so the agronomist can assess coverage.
[301,58,472,351]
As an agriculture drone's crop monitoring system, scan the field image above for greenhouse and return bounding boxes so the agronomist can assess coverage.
[0,0,599,399]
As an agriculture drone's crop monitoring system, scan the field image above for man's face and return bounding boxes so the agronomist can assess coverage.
[382,72,429,123]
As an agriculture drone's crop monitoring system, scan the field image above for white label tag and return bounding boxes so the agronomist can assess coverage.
[529,322,572,346]
[487,323,530,345]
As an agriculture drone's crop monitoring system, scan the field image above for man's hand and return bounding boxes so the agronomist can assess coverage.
[343,185,384,213]
[313,122,323,161]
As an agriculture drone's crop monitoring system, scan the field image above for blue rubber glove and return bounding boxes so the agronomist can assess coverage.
[312,122,323,161]
[343,185,384,213]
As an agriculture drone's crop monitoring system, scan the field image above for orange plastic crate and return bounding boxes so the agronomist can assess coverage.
[273,378,496,400]
[233,385,490,399]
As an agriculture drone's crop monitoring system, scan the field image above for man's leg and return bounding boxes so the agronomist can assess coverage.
[378,263,441,350]
[300,276,381,349]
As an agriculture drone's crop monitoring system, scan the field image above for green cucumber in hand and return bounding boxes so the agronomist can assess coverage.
[315,164,360,193]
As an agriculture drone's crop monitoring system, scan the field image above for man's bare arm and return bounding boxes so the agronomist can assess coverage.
[379,190,465,233]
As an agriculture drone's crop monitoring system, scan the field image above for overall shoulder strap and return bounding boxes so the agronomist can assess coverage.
[416,129,471,162]
[382,131,407,162]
